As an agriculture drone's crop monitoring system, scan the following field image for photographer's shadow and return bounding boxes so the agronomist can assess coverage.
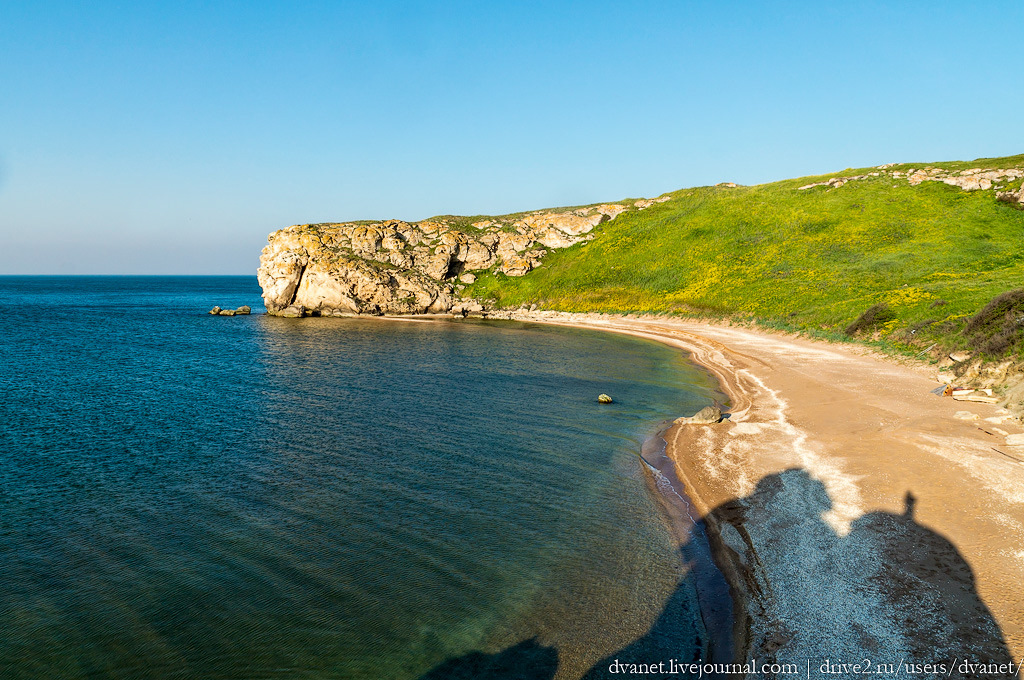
[415,468,1013,679]
[703,469,1013,673]
[852,490,1011,665]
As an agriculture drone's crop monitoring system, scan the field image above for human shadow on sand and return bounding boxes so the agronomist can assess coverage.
[703,469,1014,678]
[416,468,1014,679]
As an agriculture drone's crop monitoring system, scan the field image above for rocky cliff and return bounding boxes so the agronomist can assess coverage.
[257,198,669,316]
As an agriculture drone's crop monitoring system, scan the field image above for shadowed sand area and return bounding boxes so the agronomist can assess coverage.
[476,313,1024,676]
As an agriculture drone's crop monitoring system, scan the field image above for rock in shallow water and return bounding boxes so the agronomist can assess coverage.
[210,305,252,316]
[209,305,251,315]
[598,394,613,404]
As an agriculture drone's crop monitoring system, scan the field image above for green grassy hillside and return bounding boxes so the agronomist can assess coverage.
[466,154,1024,358]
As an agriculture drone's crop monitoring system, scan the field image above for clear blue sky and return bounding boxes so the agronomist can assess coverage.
[1,1,1022,274]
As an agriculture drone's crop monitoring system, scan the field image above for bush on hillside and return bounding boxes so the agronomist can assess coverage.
[962,289,1024,356]
[845,303,895,337]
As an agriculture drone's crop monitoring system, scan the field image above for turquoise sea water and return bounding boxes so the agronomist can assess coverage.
[0,277,724,679]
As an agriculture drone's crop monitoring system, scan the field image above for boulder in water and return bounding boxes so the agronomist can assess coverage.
[211,305,251,316]
[597,394,613,404]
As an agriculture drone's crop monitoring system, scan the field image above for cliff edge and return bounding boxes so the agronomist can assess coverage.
[257,198,668,316]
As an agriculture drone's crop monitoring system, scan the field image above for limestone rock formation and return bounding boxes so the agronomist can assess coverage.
[257,199,667,316]
[209,305,252,316]
[997,183,1024,208]
[633,196,673,209]
[674,405,722,424]
[277,305,306,318]
[798,165,1024,195]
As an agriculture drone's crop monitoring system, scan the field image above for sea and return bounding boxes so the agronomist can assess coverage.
[0,276,726,679]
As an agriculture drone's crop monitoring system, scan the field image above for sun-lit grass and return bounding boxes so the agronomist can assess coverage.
[465,154,1024,358]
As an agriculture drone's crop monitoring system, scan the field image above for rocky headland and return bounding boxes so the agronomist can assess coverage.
[255,155,1024,415]
[257,198,669,316]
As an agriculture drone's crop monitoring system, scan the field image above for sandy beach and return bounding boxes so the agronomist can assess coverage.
[506,311,1024,672]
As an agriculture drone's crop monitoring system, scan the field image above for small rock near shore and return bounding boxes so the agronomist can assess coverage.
[675,405,722,425]
[210,305,252,316]
[597,394,613,404]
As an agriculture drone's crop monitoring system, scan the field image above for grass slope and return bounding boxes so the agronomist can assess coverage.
[466,154,1024,357]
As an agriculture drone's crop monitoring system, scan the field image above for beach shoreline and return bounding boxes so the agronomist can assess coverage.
[497,311,1024,671]
[638,424,739,669]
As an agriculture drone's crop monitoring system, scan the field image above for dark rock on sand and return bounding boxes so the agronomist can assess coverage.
[675,405,722,424]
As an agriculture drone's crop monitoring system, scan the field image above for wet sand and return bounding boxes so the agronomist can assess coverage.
[508,312,1024,670]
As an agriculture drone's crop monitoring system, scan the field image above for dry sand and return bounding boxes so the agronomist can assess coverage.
[507,312,1024,672]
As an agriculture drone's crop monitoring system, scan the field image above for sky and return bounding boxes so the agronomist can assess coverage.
[1,1,1022,274]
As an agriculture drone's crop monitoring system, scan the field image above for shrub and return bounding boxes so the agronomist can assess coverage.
[845,303,896,336]
[962,289,1024,356]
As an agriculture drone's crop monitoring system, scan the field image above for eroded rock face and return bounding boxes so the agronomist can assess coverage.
[258,199,668,315]
[997,183,1024,208]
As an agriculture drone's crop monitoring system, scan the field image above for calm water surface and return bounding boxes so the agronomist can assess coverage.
[0,277,722,679]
